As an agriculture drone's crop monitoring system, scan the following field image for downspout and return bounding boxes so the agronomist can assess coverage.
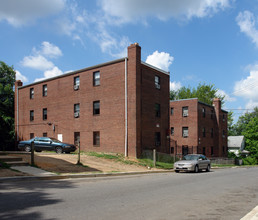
[17,87,19,141]
[125,58,128,157]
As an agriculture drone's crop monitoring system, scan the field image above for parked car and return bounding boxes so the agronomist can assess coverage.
[174,154,211,173]
[18,137,76,154]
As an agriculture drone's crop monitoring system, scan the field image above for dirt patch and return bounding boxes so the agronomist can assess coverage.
[5,152,161,176]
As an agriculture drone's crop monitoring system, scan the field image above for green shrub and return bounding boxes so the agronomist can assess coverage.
[242,157,257,165]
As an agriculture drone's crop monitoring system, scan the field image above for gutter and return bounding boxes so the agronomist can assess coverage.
[125,58,128,157]
[17,87,19,142]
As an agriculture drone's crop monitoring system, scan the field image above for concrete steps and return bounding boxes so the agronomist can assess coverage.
[0,155,29,166]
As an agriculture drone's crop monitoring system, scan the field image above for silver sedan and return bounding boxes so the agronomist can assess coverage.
[174,154,211,173]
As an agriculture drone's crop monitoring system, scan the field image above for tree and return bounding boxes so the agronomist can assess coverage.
[232,107,258,135]
[227,111,236,136]
[242,117,258,164]
[170,83,225,106]
[0,61,16,150]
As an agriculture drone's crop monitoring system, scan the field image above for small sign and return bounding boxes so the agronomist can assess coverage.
[58,134,63,142]
[156,123,160,128]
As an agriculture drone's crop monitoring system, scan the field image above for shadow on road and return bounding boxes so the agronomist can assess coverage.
[0,178,76,220]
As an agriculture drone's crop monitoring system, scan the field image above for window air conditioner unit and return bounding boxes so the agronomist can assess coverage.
[183,113,188,117]
[74,112,80,118]
[183,134,188,138]
[155,84,160,89]
[74,85,79,90]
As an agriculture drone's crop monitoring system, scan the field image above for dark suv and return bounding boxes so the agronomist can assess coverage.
[18,137,76,154]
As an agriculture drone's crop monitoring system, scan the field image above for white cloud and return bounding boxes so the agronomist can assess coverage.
[216,89,236,102]
[21,55,54,71]
[40,41,63,58]
[146,51,174,72]
[100,0,232,24]
[15,70,28,82]
[21,42,64,81]
[170,81,182,91]
[234,65,258,108]
[236,11,258,47]
[34,66,63,82]
[0,0,65,27]
[21,41,62,71]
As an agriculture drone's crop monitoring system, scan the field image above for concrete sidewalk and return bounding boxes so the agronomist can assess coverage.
[11,166,56,177]
[241,206,258,220]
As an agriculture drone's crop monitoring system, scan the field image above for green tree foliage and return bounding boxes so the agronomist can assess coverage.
[232,107,258,135]
[231,108,258,164]
[242,117,258,164]
[170,83,225,106]
[0,61,16,150]
[227,111,236,136]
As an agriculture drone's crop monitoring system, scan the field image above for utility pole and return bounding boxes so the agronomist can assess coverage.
[31,141,35,166]
[77,141,81,165]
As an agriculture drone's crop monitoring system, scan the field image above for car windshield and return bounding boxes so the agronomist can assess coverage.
[183,155,199,161]
[50,138,61,143]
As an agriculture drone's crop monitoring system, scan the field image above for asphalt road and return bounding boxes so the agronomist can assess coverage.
[0,167,258,220]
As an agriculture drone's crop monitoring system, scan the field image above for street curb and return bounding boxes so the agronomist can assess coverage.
[0,170,172,182]
[0,166,243,182]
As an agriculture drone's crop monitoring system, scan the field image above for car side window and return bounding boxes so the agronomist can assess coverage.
[39,137,50,142]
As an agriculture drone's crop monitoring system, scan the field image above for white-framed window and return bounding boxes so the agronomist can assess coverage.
[182,127,188,138]
[93,71,100,86]
[93,101,100,115]
[43,108,47,120]
[30,110,34,121]
[155,75,160,89]
[74,103,80,118]
[43,84,47,97]
[74,76,80,90]
[182,107,188,117]
[30,88,34,99]
[171,127,174,135]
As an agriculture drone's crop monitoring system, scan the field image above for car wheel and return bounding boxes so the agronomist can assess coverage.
[175,170,180,173]
[55,146,63,154]
[25,145,31,152]
[194,165,199,173]
[206,164,211,172]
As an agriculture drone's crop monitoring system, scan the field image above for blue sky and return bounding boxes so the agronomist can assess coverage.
[1,0,258,122]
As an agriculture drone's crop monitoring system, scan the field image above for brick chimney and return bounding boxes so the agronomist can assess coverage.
[213,98,221,125]
[127,43,142,157]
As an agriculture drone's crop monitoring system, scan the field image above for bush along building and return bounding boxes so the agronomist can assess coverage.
[15,43,170,158]
[169,98,228,158]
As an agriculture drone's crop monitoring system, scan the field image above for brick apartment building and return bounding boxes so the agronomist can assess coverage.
[170,98,228,158]
[15,43,170,158]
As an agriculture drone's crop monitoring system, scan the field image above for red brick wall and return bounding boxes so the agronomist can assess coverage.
[16,60,127,155]
[170,99,199,157]
[15,44,170,158]
[141,64,170,154]
[170,98,228,158]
